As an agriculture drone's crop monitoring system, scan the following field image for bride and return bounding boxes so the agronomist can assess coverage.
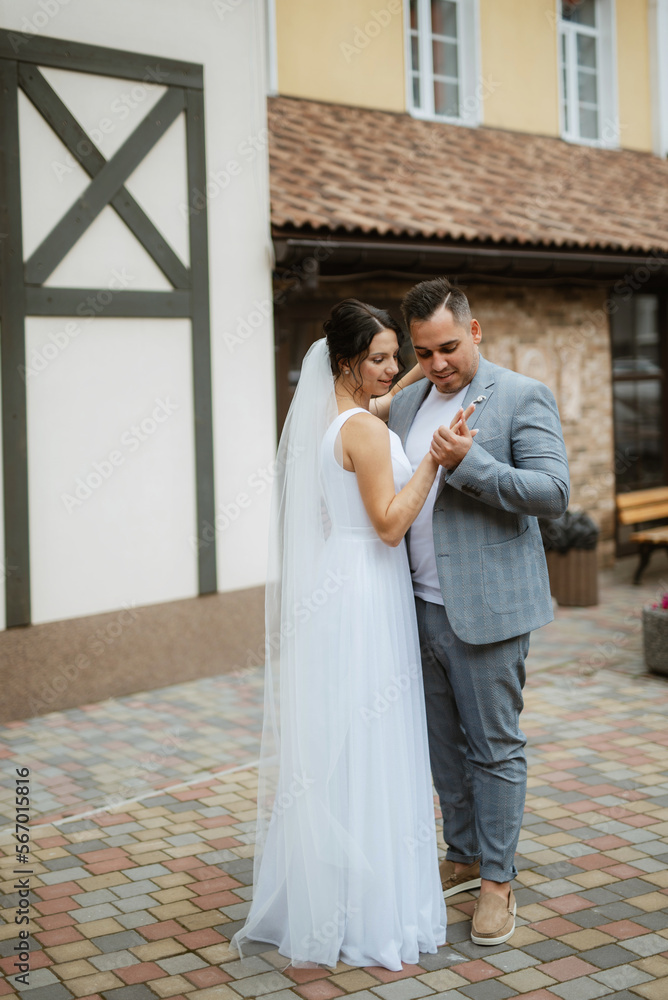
[230,299,473,971]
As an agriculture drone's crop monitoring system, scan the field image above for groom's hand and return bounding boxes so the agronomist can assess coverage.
[431,407,478,470]
[455,403,476,429]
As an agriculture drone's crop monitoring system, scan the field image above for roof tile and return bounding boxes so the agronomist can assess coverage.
[268,96,668,252]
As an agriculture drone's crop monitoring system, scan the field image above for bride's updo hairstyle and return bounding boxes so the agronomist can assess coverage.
[324,298,406,388]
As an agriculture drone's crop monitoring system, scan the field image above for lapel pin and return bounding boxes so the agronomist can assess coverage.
[472,395,487,404]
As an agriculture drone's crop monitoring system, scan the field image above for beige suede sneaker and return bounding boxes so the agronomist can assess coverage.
[439,859,482,898]
[471,887,516,945]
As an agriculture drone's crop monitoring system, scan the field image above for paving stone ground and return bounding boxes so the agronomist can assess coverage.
[1,556,667,999]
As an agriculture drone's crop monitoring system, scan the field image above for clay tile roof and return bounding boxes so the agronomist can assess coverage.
[268,95,668,254]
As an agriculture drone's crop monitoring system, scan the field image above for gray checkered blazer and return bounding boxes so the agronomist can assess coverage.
[389,355,570,646]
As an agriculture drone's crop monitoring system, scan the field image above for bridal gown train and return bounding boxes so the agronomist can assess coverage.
[231,407,446,970]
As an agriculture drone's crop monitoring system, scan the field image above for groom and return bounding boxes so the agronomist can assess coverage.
[389,277,569,946]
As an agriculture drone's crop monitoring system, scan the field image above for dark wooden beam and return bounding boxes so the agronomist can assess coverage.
[26,287,191,318]
[0,60,31,627]
[19,65,190,290]
[185,88,217,596]
[0,29,203,88]
[24,87,186,285]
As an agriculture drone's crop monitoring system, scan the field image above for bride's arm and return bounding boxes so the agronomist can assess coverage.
[341,404,478,547]
[370,363,425,423]
[341,413,439,547]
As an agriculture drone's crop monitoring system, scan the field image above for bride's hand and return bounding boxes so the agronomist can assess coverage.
[370,362,425,422]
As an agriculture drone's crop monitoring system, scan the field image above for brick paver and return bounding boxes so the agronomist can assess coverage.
[1,559,667,998]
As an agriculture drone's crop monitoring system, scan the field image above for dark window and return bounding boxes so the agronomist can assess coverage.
[610,293,665,492]
[561,0,596,26]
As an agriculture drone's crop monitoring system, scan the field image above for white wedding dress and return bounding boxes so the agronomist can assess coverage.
[231,405,446,970]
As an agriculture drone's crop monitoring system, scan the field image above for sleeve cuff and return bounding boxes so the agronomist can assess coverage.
[442,440,490,487]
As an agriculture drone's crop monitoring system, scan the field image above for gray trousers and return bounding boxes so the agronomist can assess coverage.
[415,597,530,883]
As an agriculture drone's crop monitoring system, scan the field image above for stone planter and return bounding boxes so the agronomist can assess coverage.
[642,607,668,677]
[545,548,599,607]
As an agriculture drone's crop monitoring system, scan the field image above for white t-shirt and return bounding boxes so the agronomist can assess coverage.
[404,383,468,605]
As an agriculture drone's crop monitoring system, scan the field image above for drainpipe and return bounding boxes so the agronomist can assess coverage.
[649,0,668,158]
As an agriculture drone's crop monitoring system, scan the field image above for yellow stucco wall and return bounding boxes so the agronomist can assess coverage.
[274,0,653,153]
[616,0,653,151]
[478,0,560,136]
[275,0,406,112]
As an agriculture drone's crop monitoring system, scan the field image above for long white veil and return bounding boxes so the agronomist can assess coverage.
[229,336,447,969]
[230,338,339,965]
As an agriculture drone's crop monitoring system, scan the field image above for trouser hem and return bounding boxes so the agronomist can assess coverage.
[479,865,518,883]
[445,849,481,866]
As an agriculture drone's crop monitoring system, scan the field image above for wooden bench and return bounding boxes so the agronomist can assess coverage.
[616,487,668,585]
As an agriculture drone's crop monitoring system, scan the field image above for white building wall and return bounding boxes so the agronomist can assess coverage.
[0,0,275,628]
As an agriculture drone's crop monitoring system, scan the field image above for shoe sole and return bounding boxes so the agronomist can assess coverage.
[442,877,482,899]
[470,899,517,946]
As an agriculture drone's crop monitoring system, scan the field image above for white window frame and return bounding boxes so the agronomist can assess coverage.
[405,0,481,127]
[558,0,619,149]
[649,0,668,157]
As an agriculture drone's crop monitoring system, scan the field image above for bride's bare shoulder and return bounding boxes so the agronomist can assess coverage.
[340,410,389,445]
[341,409,387,429]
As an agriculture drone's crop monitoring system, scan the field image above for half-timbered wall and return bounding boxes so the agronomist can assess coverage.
[0,0,275,634]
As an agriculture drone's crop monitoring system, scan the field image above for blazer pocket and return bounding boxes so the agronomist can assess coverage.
[481,524,533,615]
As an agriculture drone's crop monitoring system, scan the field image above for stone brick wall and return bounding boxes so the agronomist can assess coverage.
[277,277,617,565]
[468,283,616,567]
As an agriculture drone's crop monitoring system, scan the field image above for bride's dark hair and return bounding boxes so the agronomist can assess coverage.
[323,298,406,384]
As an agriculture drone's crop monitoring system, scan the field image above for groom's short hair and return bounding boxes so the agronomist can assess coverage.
[402,277,472,332]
